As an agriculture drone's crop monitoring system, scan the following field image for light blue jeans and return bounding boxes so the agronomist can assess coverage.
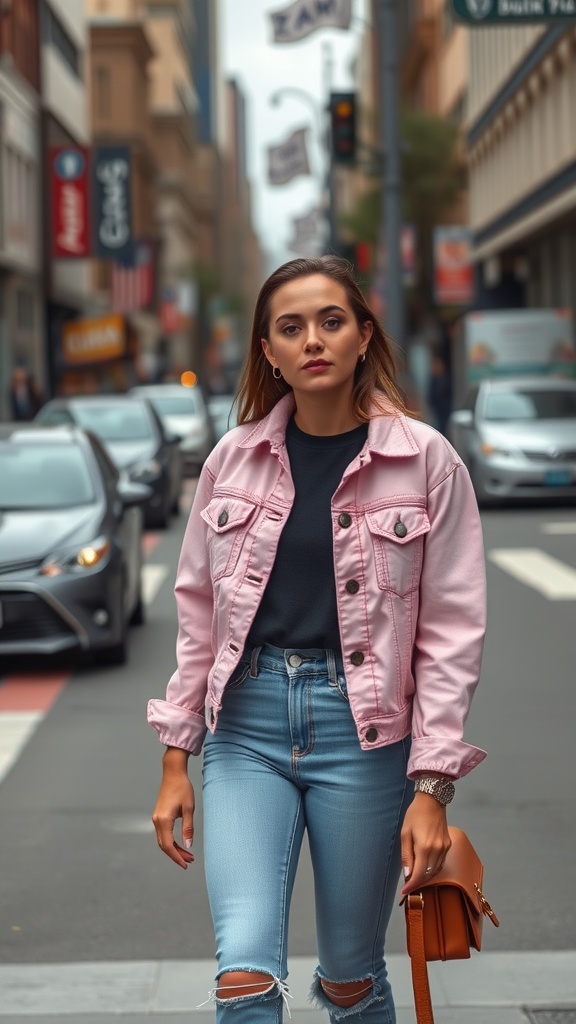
[202,644,413,1023]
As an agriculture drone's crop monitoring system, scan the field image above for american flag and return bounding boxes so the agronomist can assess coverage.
[111,240,154,313]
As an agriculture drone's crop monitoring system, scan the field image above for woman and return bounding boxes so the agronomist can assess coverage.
[149,256,486,1023]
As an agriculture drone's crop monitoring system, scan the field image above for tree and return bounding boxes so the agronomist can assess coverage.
[341,109,467,322]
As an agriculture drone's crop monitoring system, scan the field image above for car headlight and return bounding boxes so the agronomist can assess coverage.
[481,442,514,457]
[128,459,162,483]
[40,536,111,576]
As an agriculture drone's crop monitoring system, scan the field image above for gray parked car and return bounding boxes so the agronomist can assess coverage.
[36,394,183,528]
[0,424,150,664]
[130,383,216,472]
[448,377,576,506]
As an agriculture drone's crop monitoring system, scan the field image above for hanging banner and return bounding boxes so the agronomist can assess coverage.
[92,146,133,260]
[268,128,311,185]
[288,207,325,254]
[50,147,90,258]
[270,0,351,42]
[434,226,474,306]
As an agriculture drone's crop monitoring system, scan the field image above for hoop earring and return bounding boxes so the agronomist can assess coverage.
[272,366,282,379]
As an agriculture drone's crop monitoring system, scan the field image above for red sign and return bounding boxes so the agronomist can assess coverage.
[433,226,474,306]
[51,147,90,258]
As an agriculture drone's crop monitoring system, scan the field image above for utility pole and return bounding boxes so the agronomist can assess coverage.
[376,0,405,351]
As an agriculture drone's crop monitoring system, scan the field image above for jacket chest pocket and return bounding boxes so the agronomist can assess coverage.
[366,505,430,597]
[201,498,257,581]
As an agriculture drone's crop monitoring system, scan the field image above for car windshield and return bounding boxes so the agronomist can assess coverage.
[147,394,201,416]
[0,443,95,509]
[72,403,153,441]
[484,388,576,421]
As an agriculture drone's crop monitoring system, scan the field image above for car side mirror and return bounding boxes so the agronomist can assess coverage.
[117,481,152,507]
[450,409,474,428]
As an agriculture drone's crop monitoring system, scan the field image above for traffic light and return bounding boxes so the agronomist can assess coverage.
[330,92,356,164]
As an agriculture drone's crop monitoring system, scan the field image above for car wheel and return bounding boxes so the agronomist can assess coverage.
[130,587,145,626]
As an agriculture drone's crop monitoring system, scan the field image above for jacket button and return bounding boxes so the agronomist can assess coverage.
[394,522,408,538]
[350,651,364,666]
[218,510,229,527]
[345,579,360,594]
[338,513,352,528]
[365,727,378,743]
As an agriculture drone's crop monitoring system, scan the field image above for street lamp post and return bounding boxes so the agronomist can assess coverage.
[375,0,405,352]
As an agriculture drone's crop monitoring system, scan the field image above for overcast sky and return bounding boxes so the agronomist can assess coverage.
[220,0,369,269]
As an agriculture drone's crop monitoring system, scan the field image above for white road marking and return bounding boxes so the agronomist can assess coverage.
[141,564,170,605]
[0,712,42,785]
[489,548,576,599]
[541,521,576,534]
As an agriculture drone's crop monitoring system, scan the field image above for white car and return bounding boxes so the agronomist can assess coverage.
[130,384,215,472]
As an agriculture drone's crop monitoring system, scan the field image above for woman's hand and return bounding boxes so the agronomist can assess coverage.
[400,791,451,895]
[152,747,195,870]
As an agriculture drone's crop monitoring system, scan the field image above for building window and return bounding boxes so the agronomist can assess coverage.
[43,5,81,79]
[16,288,34,332]
[95,66,111,118]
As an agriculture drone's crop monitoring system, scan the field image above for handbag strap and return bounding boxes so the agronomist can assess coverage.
[406,895,434,1024]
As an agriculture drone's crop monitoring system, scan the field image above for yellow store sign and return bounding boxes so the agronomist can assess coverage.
[62,314,125,364]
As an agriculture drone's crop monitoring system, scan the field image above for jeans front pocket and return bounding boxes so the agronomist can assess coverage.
[224,661,251,691]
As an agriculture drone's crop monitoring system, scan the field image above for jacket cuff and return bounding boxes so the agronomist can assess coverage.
[407,737,487,780]
[147,699,207,756]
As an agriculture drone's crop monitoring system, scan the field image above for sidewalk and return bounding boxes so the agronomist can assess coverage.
[1,953,576,1023]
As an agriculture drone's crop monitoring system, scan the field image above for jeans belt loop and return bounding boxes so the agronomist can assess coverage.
[326,648,337,687]
[250,645,262,678]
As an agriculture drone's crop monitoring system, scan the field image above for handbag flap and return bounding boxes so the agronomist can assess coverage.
[400,827,499,954]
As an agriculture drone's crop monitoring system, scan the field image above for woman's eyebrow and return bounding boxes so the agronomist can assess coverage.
[275,304,346,324]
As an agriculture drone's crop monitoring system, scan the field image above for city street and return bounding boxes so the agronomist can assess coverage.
[0,485,575,1022]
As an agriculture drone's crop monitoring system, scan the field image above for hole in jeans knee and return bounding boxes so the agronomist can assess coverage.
[320,977,373,1008]
[217,970,275,1000]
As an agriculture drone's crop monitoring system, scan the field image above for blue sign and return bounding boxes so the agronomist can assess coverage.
[92,146,133,260]
[54,149,86,181]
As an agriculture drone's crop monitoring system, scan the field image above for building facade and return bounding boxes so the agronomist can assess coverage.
[467,23,576,311]
[0,0,42,418]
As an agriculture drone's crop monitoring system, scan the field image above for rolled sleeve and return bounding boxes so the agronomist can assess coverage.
[409,458,487,779]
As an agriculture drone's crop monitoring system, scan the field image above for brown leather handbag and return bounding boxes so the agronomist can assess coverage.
[400,827,499,1024]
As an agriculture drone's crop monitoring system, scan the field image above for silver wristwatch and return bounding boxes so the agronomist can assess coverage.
[414,775,455,805]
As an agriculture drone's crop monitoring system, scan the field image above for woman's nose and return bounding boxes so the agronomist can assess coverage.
[304,328,324,350]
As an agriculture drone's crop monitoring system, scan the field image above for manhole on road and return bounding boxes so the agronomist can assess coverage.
[524,1011,576,1024]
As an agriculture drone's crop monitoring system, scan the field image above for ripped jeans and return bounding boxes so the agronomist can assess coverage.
[202,644,413,1023]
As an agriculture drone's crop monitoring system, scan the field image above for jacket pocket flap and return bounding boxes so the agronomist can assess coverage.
[366,505,430,544]
[201,497,257,533]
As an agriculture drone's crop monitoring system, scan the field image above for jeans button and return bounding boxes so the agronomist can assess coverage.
[288,653,303,668]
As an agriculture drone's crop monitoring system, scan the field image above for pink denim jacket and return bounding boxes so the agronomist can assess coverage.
[147,392,487,779]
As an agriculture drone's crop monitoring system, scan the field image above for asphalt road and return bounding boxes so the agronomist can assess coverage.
[0,494,575,970]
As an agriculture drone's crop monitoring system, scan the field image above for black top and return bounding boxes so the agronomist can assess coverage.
[249,416,368,652]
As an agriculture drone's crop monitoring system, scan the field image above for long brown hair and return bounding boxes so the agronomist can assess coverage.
[236,255,409,424]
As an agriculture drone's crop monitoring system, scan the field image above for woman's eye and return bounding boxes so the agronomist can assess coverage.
[282,324,299,336]
[324,318,341,330]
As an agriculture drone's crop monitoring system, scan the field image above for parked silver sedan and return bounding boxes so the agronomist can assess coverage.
[0,424,150,664]
[449,377,576,506]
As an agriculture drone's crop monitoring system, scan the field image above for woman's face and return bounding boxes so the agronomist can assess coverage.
[262,274,372,400]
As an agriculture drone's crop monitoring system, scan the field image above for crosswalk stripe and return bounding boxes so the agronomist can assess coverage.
[141,564,170,605]
[0,712,42,785]
[489,548,576,599]
[541,521,576,534]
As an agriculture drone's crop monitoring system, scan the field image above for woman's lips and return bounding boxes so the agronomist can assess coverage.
[303,360,330,372]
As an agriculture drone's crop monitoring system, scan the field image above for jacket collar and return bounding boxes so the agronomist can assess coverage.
[238,391,420,458]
